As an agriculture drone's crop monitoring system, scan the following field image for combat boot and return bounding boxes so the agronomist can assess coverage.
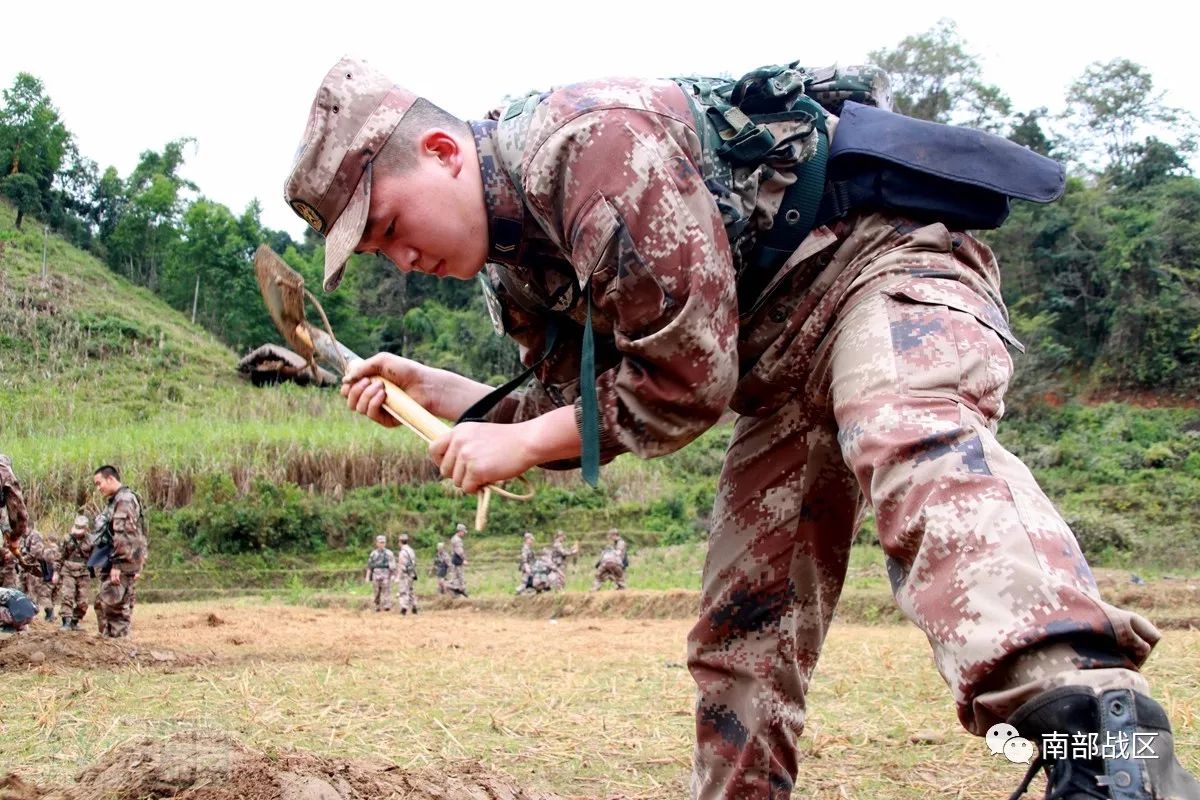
[1008,685,1200,799]
[44,607,54,622]
[60,616,72,630]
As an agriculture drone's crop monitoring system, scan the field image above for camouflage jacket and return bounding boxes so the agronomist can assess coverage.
[367,547,396,574]
[470,78,1013,465]
[0,455,29,545]
[60,533,94,566]
[102,486,148,573]
[397,545,417,577]
[450,533,466,565]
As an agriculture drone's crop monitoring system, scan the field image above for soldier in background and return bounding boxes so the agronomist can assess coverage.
[431,542,450,595]
[394,533,419,615]
[0,454,29,558]
[19,528,50,621]
[54,515,93,630]
[607,528,628,569]
[447,523,468,598]
[515,531,535,594]
[365,534,395,612]
[39,533,60,622]
[91,465,148,638]
[548,531,578,591]
[592,539,627,592]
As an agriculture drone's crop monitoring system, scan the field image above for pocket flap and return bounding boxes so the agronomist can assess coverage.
[569,192,621,290]
[884,277,1025,353]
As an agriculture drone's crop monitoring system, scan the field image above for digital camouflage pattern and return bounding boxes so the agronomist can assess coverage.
[0,546,17,589]
[432,543,450,595]
[395,543,418,613]
[459,78,1156,798]
[19,528,46,604]
[366,546,396,611]
[0,454,29,562]
[95,486,148,637]
[284,57,419,292]
[592,547,626,591]
[448,532,467,596]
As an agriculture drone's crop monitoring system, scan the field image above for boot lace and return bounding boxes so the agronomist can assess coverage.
[1008,755,1111,800]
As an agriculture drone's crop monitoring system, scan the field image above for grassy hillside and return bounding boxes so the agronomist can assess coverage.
[2,198,1198,590]
[0,200,427,527]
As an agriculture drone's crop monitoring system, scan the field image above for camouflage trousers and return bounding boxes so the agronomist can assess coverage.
[394,573,417,612]
[58,565,91,622]
[592,563,626,591]
[22,572,52,611]
[95,572,138,637]
[688,225,1158,799]
[371,572,392,611]
[0,564,18,589]
[448,564,466,595]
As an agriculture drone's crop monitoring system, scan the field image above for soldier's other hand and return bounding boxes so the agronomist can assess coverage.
[430,422,539,495]
[108,568,121,584]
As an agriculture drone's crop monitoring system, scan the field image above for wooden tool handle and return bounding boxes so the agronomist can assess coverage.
[374,376,449,443]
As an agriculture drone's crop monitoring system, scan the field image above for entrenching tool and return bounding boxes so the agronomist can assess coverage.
[252,245,532,530]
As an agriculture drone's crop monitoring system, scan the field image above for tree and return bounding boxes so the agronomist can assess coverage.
[99,139,197,288]
[0,73,71,183]
[1008,108,1056,157]
[1061,59,1197,175]
[1,172,40,228]
[867,19,1011,131]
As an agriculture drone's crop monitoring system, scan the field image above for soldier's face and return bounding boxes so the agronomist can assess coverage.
[92,474,117,498]
[356,129,487,282]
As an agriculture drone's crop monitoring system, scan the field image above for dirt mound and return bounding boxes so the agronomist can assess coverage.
[427,588,701,619]
[1,732,560,800]
[0,629,203,670]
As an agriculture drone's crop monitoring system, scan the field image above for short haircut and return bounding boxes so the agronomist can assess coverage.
[93,465,120,481]
[375,98,469,176]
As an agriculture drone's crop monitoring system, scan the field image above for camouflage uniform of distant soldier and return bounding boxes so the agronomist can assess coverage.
[592,529,627,591]
[431,542,450,595]
[54,516,93,630]
[515,531,535,593]
[1,454,31,586]
[303,59,1200,799]
[393,534,418,614]
[91,466,148,638]
[447,524,468,597]
[39,534,60,621]
[547,532,577,591]
[19,528,51,620]
[365,535,396,612]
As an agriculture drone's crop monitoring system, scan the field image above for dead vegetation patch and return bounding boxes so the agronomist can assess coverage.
[0,731,560,800]
[0,628,204,671]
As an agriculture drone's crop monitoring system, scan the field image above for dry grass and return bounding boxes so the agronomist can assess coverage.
[2,602,1199,799]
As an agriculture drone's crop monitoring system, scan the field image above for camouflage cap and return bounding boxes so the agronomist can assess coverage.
[375,534,387,544]
[72,515,89,532]
[399,534,409,543]
[284,57,418,292]
[455,523,467,532]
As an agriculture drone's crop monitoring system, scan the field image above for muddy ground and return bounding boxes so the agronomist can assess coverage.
[0,730,559,799]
